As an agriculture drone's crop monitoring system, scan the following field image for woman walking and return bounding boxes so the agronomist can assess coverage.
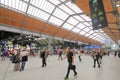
[20,48,29,71]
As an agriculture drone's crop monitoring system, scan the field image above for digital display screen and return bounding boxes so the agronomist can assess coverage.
[89,0,108,30]
[84,45,101,49]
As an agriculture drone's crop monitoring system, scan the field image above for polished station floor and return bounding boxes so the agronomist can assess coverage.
[0,55,120,80]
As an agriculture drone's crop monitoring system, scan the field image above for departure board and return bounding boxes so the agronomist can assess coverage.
[89,0,108,30]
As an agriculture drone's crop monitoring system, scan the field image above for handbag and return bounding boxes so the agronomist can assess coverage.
[71,65,76,70]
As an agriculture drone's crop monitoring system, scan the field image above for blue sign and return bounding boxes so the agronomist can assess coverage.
[84,46,89,49]
[84,45,101,49]
[2,41,8,44]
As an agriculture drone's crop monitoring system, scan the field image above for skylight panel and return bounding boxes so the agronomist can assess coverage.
[88,26,93,29]
[84,27,91,32]
[83,22,90,26]
[62,23,74,30]
[6,0,27,12]
[91,36,96,39]
[59,4,75,14]
[96,35,101,38]
[45,4,55,13]
[4,0,8,5]
[97,33,103,37]
[30,0,37,6]
[23,2,27,12]
[99,37,104,41]
[35,10,40,17]
[66,1,83,13]
[72,28,80,33]
[72,5,83,13]
[48,0,61,5]
[77,23,86,29]
[99,29,104,33]
[49,16,64,26]
[80,14,91,21]
[32,0,43,9]
[53,8,69,20]
[101,38,105,41]
[30,7,36,15]
[1,0,5,5]
[67,17,79,25]
[18,1,27,12]
[60,0,66,2]
[24,0,29,2]
[15,0,20,10]
[79,31,86,35]
[28,6,34,14]
[31,0,55,14]
[84,33,90,37]
[89,22,92,25]
[8,0,12,8]
[87,30,94,35]
[95,38,101,42]
[73,16,85,21]
[34,9,39,17]
[92,33,98,36]
[89,35,94,38]
[38,10,50,21]
[28,6,50,21]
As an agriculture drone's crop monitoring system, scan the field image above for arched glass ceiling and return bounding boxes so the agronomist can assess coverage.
[0,0,113,44]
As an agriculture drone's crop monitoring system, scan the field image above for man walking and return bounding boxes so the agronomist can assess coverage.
[40,49,47,67]
[93,51,101,68]
[62,47,77,80]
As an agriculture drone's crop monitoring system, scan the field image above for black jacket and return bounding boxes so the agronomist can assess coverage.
[40,51,45,58]
[67,52,73,64]
[12,54,20,63]
[22,56,28,62]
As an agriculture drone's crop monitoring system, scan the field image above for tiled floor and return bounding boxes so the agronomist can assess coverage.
[0,54,120,80]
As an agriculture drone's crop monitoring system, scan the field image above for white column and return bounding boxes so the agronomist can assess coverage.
[48,38,53,54]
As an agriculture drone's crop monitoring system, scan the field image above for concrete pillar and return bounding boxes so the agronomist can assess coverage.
[48,38,53,54]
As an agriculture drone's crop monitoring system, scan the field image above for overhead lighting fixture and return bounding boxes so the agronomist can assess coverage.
[116,4,120,7]
[116,1,120,7]
[116,4,120,14]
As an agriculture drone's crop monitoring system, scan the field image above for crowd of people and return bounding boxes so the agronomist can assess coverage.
[0,46,120,80]
[0,47,29,71]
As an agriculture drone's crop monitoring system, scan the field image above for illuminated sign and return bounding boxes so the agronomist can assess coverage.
[89,0,108,30]
[84,45,101,49]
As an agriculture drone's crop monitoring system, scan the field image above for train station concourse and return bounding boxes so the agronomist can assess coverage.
[0,0,120,80]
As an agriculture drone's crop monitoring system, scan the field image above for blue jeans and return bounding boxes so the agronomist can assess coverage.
[20,62,26,71]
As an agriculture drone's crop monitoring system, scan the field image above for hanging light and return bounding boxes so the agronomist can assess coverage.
[116,4,120,7]
[116,1,120,7]
[116,0,120,14]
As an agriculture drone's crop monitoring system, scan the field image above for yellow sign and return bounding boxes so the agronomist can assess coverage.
[8,41,12,45]
[102,45,106,48]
